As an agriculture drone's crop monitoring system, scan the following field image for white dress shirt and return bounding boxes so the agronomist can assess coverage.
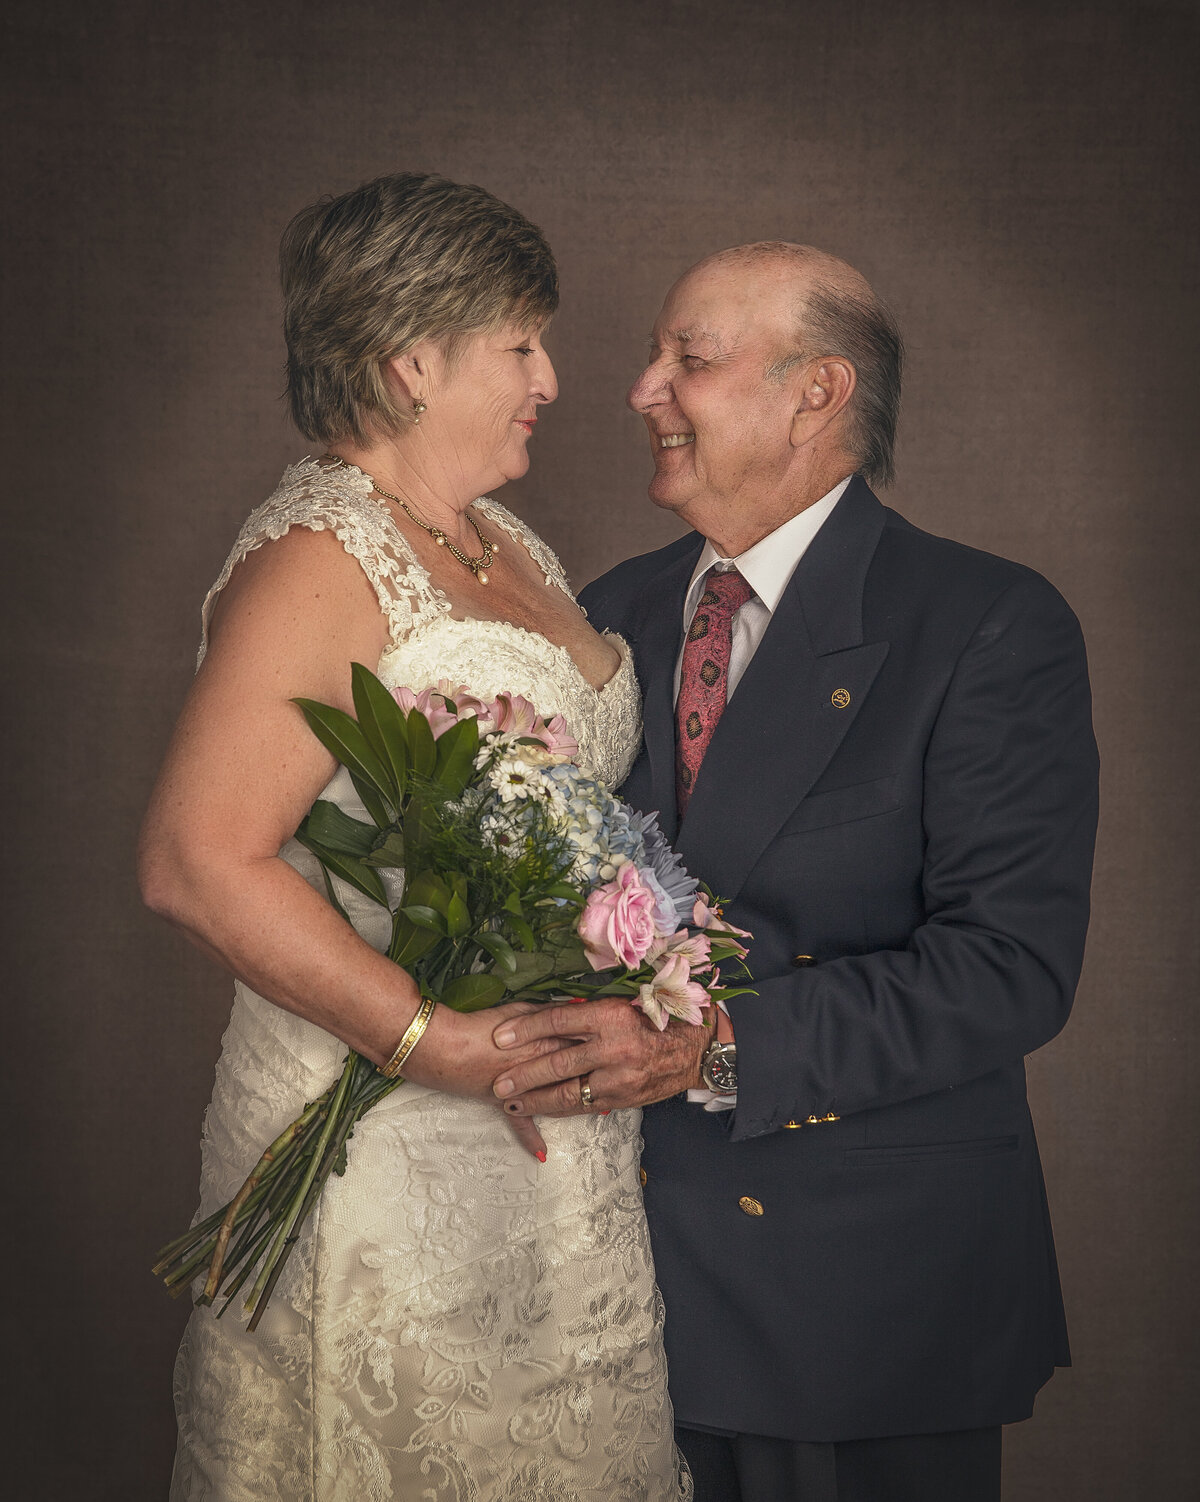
[674,476,851,704]
[678,475,852,1110]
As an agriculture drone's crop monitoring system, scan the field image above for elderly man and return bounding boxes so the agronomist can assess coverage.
[493,244,1098,1501]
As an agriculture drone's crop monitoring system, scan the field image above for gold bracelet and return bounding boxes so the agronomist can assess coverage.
[378,995,437,1078]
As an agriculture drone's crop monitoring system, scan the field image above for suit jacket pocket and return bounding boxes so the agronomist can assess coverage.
[844,1134,1019,1167]
[777,773,903,836]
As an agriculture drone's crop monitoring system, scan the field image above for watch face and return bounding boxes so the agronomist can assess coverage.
[704,1045,737,1093]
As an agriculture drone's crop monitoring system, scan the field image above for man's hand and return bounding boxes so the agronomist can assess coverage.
[492,999,710,1116]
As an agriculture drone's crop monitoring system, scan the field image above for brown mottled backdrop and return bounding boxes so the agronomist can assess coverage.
[3,0,1196,1496]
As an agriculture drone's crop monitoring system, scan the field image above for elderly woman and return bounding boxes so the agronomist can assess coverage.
[141,173,689,1500]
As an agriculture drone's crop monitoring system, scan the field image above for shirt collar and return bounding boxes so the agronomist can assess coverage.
[684,475,853,618]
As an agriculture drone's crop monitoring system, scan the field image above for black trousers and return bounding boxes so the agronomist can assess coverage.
[675,1423,1002,1502]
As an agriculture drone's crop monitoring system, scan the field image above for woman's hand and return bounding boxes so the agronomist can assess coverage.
[402,1001,579,1159]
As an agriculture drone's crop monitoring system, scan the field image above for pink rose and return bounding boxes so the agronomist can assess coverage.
[635,952,711,1030]
[577,864,660,970]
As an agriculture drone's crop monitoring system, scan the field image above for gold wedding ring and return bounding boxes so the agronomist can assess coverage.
[579,1076,594,1109]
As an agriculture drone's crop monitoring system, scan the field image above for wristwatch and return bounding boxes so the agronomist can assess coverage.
[699,1038,738,1094]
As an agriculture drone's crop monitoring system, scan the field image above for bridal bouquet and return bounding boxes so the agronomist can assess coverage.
[154,664,752,1328]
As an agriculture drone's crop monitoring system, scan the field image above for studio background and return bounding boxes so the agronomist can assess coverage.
[3,1,1196,1497]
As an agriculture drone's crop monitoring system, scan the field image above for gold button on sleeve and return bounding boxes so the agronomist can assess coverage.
[793,954,815,967]
[738,1196,764,1217]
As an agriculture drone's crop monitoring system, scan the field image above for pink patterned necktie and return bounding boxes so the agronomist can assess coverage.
[676,566,755,815]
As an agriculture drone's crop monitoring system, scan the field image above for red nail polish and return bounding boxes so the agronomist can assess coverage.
[535,1150,547,1163]
[600,1110,611,1116]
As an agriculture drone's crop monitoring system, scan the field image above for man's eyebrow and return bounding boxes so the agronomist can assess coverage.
[653,327,723,349]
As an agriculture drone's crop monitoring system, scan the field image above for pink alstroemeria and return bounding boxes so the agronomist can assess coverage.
[390,682,465,739]
[534,712,579,760]
[481,693,579,760]
[692,898,751,959]
[635,952,711,1030]
[647,928,713,972]
[578,863,660,970]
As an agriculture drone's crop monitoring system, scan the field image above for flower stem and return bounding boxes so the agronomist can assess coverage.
[242,1051,358,1325]
[201,1092,330,1302]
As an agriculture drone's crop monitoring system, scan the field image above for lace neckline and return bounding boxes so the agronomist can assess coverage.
[380,613,633,698]
[309,458,622,694]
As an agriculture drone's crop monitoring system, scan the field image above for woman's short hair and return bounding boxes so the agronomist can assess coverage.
[280,173,559,445]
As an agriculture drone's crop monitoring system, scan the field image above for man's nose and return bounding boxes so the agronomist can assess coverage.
[627,360,668,413]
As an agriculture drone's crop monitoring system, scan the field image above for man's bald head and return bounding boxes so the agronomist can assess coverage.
[691,242,903,486]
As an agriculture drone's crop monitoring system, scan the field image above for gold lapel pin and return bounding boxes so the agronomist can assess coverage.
[831,688,851,709]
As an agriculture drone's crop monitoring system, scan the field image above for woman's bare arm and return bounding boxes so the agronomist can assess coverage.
[138,525,555,1113]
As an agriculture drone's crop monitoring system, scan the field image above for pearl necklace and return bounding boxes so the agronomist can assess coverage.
[323,456,498,585]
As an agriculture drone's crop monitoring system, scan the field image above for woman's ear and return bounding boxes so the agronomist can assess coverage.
[384,340,441,404]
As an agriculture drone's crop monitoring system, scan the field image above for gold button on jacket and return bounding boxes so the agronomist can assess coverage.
[738,1196,764,1216]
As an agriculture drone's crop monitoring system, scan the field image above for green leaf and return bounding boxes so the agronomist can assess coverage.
[547,934,590,976]
[406,870,451,915]
[505,950,558,986]
[388,912,441,967]
[362,830,407,869]
[438,974,507,1013]
[348,771,392,830]
[298,800,378,858]
[707,985,758,1003]
[292,698,396,821]
[293,831,388,906]
[541,882,584,905]
[445,890,471,938]
[406,708,436,779]
[473,931,518,975]
[399,904,446,933]
[402,799,439,864]
[506,914,538,951]
[432,716,480,798]
[350,662,410,803]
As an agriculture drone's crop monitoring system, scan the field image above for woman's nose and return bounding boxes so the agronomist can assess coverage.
[534,351,558,404]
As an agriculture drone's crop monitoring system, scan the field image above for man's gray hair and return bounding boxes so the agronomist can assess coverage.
[769,282,904,488]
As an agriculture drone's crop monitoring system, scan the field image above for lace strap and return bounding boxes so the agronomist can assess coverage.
[197,459,449,667]
[472,496,575,597]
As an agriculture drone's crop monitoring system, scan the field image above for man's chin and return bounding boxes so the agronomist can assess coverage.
[646,473,694,514]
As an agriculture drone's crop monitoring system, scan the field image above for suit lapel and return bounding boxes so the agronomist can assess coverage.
[675,479,890,901]
[626,537,704,843]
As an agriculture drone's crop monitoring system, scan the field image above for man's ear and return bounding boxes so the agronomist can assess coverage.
[790,358,856,447]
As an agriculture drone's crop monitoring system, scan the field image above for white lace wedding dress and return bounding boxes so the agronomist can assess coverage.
[170,459,691,1501]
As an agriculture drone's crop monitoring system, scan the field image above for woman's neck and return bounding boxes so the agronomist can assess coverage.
[328,436,480,543]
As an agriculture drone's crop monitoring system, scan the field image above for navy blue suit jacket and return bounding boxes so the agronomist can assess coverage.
[578,478,1099,1442]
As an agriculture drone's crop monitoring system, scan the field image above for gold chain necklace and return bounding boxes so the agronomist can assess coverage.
[323,455,499,585]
